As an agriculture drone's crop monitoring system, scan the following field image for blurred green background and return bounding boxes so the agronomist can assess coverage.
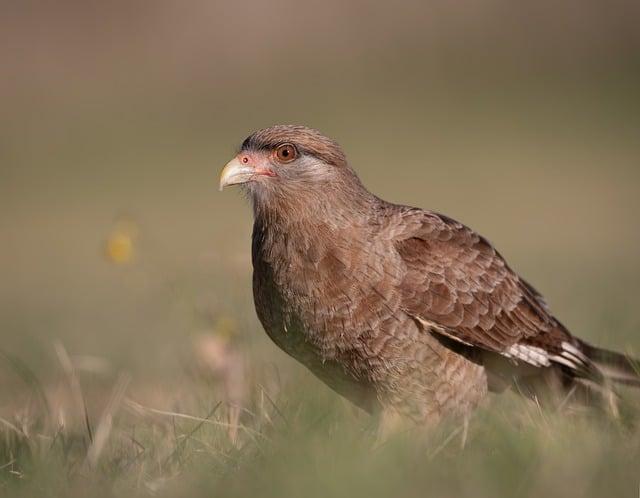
[1,1,639,496]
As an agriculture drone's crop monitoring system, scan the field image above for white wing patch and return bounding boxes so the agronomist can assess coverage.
[503,344,551,367]
[504,341,591,372]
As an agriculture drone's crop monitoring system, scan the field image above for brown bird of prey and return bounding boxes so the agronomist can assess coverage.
[219,124,640,425]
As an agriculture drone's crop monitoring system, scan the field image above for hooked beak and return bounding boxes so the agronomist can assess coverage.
[220,154,278,190]
[219,157,255,191]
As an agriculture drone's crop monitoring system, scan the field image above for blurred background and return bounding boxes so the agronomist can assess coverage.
[1,1,639,496]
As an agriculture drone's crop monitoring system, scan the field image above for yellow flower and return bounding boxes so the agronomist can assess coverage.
[105,232,134,264]
[104,216,139,264]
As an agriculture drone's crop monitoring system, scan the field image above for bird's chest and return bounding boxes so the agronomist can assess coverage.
[251,241,348,363]
[251,249,386,413]
[251,226,402,369]
[251,258,312,362]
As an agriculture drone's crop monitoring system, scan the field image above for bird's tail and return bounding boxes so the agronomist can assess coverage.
[582,343,640,388]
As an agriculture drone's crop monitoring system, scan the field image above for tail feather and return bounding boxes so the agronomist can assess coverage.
[583,344,640,388]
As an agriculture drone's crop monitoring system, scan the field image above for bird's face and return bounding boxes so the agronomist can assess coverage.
[219,125,350,197]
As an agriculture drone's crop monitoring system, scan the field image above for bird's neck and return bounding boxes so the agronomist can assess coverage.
[250,177,377,233]
[250,180,379,266]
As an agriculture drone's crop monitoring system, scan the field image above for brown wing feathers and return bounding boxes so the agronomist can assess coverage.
[396,212,548,348]
[393,210,603,380]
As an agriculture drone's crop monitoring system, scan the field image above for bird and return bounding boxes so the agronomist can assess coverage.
[219,124,640,426]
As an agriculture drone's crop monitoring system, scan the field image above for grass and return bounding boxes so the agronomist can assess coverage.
[1,328,639,498]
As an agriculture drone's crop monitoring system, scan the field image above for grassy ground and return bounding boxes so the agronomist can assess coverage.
[1,349,640,497]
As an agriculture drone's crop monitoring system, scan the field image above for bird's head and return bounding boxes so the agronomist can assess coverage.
[220,125,368,218]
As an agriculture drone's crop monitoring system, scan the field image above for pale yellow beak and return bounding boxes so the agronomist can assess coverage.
[219,157,255,191]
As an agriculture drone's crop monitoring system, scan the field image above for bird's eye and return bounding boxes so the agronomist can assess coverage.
[274,143,297,163]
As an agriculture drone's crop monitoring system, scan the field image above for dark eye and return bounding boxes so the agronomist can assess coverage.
[274,143,297,163]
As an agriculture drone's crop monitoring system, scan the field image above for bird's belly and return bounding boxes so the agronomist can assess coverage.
[256,299,380,412]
